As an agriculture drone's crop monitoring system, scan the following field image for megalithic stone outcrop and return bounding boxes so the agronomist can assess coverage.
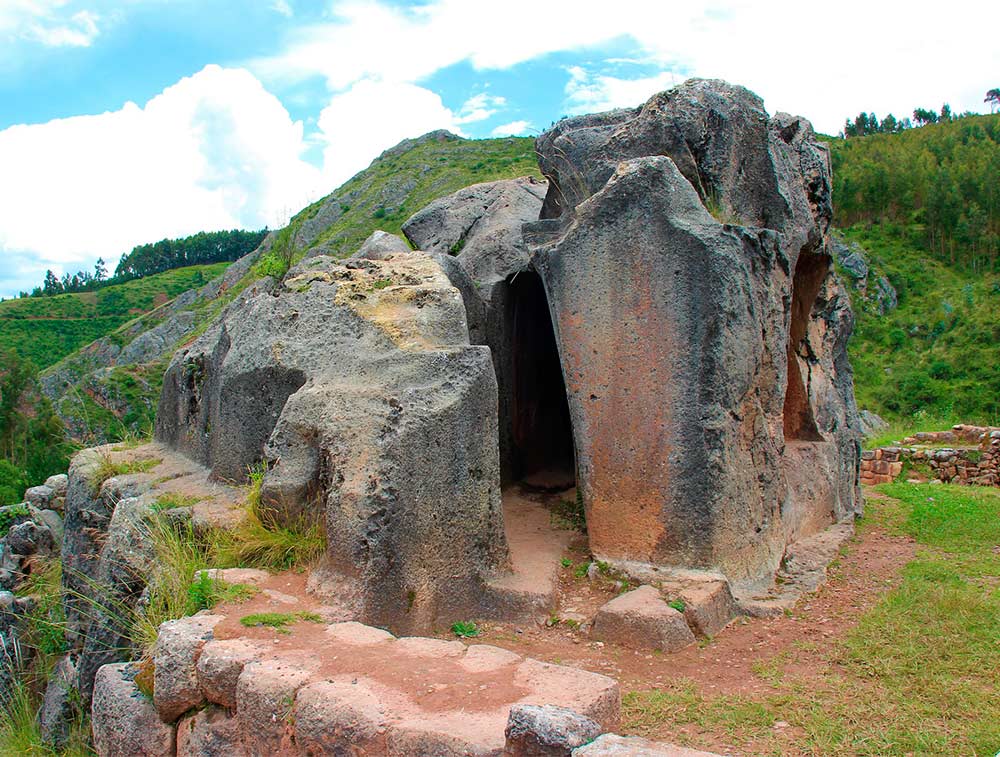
[525,79,861,583]
[155,246,508,633]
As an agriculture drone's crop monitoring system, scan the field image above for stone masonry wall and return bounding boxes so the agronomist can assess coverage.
[861,425,1000,487]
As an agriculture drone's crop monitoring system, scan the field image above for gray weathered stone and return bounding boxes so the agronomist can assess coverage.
[196,638,263,710]
[403,176,547,483]
[294,678,388,754]
[44,474,69,497]
[235,658,315,755]
[154,614,224,722]
[504,704,603,756]
[24,485,54,508]
[37,654,78,749]
[353,229,413,260]
[156,250,507,634]
[573,733,723,756]
[176,706,241,757]
[526,79,861,583]
[91,663,175,757]
[591,585,695,652]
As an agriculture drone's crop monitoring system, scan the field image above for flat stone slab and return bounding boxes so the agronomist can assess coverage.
[151,615,621,756]
[734,520,856,617]
[574,733,724,756]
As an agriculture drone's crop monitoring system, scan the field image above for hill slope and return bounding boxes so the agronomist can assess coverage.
[828,113,1000,426]
[0,262,229,369]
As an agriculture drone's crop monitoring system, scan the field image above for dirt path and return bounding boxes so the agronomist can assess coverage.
[460,493,918,704]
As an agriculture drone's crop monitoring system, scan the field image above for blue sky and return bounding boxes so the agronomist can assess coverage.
[1,0,997,298]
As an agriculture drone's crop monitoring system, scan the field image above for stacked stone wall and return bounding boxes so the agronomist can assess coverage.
[861,426,1000,487]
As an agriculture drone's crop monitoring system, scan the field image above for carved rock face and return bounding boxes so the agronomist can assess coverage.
[156,245,506,633]
[524,79,860,582]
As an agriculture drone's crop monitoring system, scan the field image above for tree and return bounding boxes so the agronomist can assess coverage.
[43,270,62,295]
[987,88,1000,113]
[913,108,938,126]
[94,257,107,281]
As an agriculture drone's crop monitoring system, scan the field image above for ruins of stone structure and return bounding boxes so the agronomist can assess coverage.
[155,79,862,634]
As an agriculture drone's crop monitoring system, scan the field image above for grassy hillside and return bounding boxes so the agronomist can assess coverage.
[842,224,999,424]
[828,113,1000,427]
[260,132,540,272]
[0,262,229,369]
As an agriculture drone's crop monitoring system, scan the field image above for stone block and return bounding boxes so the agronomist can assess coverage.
[294,678,388,754]
[677,581,736,637]
[92,663,175,757]
[176,706,240,757]
[196,638,263,709]
[592,586,695,653]
[153,614,223,723]
[573,733,723,756]
[504,704,602,756]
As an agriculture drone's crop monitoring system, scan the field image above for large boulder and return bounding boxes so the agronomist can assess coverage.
[403,176,547,482]
[156,247,508,633]
[525,79,861,583]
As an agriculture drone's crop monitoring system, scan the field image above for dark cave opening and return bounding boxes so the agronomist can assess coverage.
[506,270,576,490]
[783,251,828,442]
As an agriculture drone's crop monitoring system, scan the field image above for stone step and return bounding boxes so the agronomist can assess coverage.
[93,614,620,757]
[483,486,575,619]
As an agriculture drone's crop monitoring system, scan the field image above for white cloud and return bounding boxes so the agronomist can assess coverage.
[0,65,323,296]
[251,0,1000,136]
[26,8,98,46]
[455,93,506,124]
[316,79,462,186]
[1,1,101,47]
[491,120,531,137]
[270,0,293,18]
[564,67,679,114]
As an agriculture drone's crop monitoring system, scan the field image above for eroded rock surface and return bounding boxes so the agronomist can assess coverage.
[156,249,507,633]
[525,79,861,584]
[403,176,547,482]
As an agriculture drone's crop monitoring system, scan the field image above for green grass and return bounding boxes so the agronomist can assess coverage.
[211,463,325,570]
[844,223,1000,426]
[621,483,1000,755]
[186,572,257,612]
[450,621,480,638]
[239,611,323,631]
[0,677,94,757]
[0,262,228,369]
[271,135,539,268]
[149,492,201,513]
[0,502,30,533]
[90,454,161,494]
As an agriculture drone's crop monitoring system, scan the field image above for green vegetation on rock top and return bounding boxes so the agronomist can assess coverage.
[282,133,539,262]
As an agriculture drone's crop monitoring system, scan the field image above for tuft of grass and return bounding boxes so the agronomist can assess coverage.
[131,516,215,654]
[0,503,31,534]
[186,572,257,612]
[212,463,325,571]
[239,611,323,632]
[16,559,68,659]
[149,492,200,513]
[0,675,94,757]
[91,454,160,494]
[550,490,586,532]
[667,599,686,613]
[450,620,480,638]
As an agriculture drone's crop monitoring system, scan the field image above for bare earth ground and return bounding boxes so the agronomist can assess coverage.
[209,487,921,755]
[437,488,920,755]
